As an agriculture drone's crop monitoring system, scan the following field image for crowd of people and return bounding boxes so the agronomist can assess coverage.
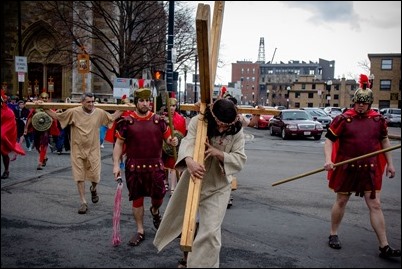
[1,76,400,267]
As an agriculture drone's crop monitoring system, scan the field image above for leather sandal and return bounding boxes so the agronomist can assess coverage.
[379,245,401,258]
[90,186,99,203]
[78,203,88,214]
[328,235,341,249]
[150,206,162,230]
[1,171,10,179]
[127,232,145,246]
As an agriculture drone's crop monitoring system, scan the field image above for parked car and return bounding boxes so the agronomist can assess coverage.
[255,106,277,129]
[274,105,287,110]
[238,105,254,124]
[380,108,401,127]
[300,107,333,129]
[323,106,343,118]
[268,109,324,140]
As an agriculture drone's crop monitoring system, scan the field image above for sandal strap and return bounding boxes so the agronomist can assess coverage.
[379,245,401,257]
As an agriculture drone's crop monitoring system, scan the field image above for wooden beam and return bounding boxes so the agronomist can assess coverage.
[180,1,225,252]
[179,103,281,116]
[25,102,136,111]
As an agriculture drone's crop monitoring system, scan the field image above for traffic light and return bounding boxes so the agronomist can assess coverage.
[153,70,165,80]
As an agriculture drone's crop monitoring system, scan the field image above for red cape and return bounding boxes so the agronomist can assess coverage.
[1,104,25,156]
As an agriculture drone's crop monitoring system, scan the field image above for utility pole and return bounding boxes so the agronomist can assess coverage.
[166,1,174,93]
[18,1,23,99]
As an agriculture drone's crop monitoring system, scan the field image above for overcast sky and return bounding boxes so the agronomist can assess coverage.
[184,1,401,85]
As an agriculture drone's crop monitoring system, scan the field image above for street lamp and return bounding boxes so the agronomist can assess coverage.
[183,65,187,103]
[178,76,181,110]
[252,92,255,106]
[286,86,291,108]
[194,53,198,103]
[369,74,375,89]
[266,89,270,105]
[326,80,332,107]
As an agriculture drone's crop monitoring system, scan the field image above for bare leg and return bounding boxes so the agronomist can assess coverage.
[364,192,388,247]
[77,181,87,205]
[330,193,350,235]
[133,206,145,234]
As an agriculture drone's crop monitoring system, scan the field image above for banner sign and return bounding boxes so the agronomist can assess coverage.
[113,78,131,99]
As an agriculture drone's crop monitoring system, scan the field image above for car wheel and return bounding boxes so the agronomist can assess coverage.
[314,134,321,140]
[269,125,275,136]
[281,128,288,140]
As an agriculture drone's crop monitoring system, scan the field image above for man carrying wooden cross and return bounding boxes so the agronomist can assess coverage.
[154,2,247,268]
[154,97,246,267]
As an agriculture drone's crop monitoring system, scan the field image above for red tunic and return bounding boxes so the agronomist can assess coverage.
[326,109,388,198]
[115,111,172,201]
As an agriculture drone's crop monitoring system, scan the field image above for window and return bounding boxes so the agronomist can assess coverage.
[301,84,306,90]
[334,94,339,100]
[381,59,392,70]
[295,92,300,98]
[379,100,390,108]
[380,80,391,91]
[308,93,314,98]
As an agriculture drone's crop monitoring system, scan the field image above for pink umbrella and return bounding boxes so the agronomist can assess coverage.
[112,177,123,246]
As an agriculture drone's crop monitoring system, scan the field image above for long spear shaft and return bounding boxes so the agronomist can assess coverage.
[165,92,180,180]
[25,102,135,111]
[272,144,401,187]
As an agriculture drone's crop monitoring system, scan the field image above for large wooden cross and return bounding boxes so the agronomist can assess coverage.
[179,1,224,252]
[179,2,280,252]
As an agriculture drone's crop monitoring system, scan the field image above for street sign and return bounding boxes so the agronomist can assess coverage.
[113,78,131,98]
[15,56,28,73]
[18,72,25,82]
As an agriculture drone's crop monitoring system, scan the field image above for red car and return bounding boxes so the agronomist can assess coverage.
[255,106,276,129]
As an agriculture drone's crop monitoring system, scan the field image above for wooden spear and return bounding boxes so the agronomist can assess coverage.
[272,144,401,187]
[165,92,181,181]
[25,102,136,111]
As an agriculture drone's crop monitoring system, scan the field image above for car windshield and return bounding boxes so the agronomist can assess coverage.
[308,109,327,116]
[282,111,311,120]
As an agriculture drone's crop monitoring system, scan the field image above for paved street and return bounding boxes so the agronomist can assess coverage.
[1,127,400,268]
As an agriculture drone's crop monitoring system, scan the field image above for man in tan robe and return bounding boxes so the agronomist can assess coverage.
[43,92,122,214]
[154,98,247,268]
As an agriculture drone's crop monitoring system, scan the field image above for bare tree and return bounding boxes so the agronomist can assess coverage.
[358,59,371,74]
[38,1,197,89]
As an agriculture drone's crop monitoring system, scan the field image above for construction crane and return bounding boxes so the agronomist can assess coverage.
[271,47,277,63]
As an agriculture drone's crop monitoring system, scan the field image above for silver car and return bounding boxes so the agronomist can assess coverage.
[380,108,401,127]
[301,107,333,129]
[323,106,343,119]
